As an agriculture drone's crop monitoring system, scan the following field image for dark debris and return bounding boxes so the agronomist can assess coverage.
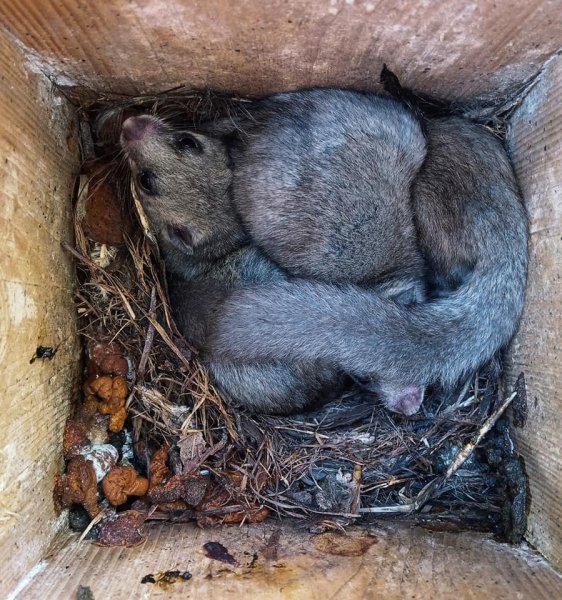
[141,570,192,588]
[203,541,237,566]
[30,345,57,363]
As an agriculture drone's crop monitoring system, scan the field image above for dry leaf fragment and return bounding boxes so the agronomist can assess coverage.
[178,432,206,467]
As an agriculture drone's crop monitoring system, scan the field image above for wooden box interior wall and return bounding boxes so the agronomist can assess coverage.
[0,0,561,101]
[0,29,80,595]
[0,1,561,595]
[506,51,562,571]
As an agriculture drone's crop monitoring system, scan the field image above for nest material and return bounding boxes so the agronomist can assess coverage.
[65,89,529,541]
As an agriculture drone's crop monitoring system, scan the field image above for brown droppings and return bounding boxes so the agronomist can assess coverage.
[147,444,209,506]
[108,403,127,436]
[95,510,147,547]
[86,339,129,378]
[84,374,128,402]
[102,466,149,506]
[312,532,378,557]
[84,375,128,433]
[63,419,89,458]
[203,541,237,565]
[148,444,172,488]
[54,456,99,518]
[148,473,208,506]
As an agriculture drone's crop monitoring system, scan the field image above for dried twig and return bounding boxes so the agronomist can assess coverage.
[138,287,156,378]
[360,390,518,515]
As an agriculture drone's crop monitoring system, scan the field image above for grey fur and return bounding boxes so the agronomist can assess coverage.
[168,256,344,415]
[207,114,529,405]
[119,90,430,414]
[120,117,346,414]
[210,90,427,286]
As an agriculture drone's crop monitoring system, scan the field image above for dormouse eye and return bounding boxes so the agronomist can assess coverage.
[175,134,202,153]
[137,170,157,195]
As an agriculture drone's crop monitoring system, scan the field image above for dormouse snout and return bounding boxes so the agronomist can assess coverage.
[121,115,159,146]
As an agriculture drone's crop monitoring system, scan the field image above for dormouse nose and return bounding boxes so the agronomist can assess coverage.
[121,116,156,143]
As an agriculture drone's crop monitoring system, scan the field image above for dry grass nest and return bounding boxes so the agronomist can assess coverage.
[60,89,529,544]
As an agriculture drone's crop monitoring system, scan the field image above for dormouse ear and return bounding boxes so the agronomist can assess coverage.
[174,132,203,153]
[167,224,196,255]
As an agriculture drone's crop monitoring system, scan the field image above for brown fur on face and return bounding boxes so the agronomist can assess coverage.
[121,115,246,269]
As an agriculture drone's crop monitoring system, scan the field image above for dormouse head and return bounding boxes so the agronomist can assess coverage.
[120,114,244,262]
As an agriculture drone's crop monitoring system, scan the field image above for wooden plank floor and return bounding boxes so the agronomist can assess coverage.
[13,521,562,599]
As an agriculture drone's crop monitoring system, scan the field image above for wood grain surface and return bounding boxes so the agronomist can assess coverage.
[506,51,562,572]
[16,521,562,599]
[0,29,80,597]
[0,0,561,101]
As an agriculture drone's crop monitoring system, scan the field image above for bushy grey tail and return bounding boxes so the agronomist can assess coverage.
[207,201,528,391]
